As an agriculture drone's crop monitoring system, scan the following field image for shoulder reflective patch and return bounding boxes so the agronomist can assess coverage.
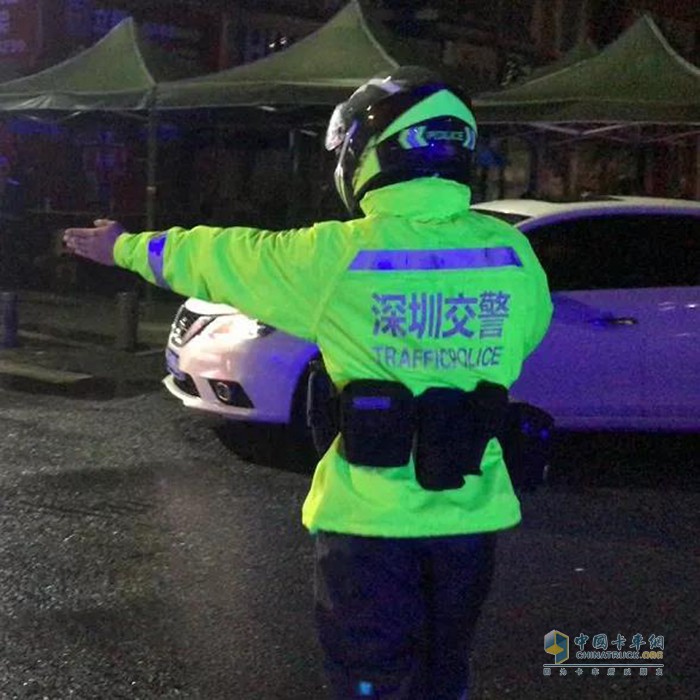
[147,234,170,289]
[349,247,522,271]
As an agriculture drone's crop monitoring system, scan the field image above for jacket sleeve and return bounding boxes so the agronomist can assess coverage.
[113,224,348,342]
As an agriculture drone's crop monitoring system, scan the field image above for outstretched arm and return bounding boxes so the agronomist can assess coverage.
[63,219,350,343]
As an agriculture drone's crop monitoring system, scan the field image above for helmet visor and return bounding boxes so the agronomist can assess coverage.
[332,119,360,213]
[325,102,349,152]
[325,78,405,152]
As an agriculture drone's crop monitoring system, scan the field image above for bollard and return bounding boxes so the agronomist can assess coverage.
[0,291,18,349]
[115,291,139,352]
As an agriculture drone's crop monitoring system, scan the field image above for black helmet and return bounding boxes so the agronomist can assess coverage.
[325,66,477,214]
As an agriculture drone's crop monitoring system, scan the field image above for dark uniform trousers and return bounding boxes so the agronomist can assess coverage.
[314,531,496,699]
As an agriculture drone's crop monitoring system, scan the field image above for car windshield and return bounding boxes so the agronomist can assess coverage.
[473,210,530,225]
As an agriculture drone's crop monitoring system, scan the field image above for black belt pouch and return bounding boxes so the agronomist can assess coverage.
[498,402,554,492]
[339,380,414,467]
[415,388,471,490]
[415,382,509,491]
[468,381,509,472]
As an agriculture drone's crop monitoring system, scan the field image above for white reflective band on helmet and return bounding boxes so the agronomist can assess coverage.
[325,102,348,151]
[365,77,402,94]
[333,120,359,211]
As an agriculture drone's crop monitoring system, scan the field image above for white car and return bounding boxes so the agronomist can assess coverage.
[163,197,700,432]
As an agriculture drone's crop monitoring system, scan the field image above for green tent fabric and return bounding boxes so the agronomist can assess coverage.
[0,17,198,112]
[474,15,700,125]
[156,0,404,110]
[0,64,23,84]
[524,37,598,83]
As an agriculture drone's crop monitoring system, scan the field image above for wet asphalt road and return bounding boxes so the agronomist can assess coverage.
[0,385,698,699]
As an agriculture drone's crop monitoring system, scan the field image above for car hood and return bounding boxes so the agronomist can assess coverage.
[184,298,239,316]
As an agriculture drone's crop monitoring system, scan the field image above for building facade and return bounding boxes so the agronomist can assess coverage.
[0,0,696,239]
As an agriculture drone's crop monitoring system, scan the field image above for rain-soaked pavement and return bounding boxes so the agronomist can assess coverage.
[0,384,699,699]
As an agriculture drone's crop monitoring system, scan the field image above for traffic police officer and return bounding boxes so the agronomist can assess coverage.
[65,67,552,699]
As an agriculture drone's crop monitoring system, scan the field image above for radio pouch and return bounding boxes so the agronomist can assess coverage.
[468,380,509,471]
[498,402,554,492]
[339,380,414,467]
[415,388,470,490]
[414,382,508,491]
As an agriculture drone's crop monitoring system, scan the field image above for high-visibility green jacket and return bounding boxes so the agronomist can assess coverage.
[114,178,552,537]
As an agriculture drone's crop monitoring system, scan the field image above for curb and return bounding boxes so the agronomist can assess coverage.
[0,359,92,384]
[0,370,161,400]
[0,359,163,400]
[0,360,104,398]
[18,328,167,352]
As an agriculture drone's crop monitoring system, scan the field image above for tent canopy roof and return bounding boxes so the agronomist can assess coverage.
[156,0,407,110]
[524,37,598,82]
[474,15,700,125]
[0,17,199,111]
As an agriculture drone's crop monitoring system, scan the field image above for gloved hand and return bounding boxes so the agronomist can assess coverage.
[63,219,125,266]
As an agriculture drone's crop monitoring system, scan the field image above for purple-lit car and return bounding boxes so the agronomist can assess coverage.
[164,197,700,432]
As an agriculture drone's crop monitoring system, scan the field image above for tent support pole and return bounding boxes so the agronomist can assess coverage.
[567,144,580,198]
[288,128,301,224]
[143,107,158,306]
[146,108,158,231]
[695,137,700,200]
[636,142,646,194]
[527,132,544,195]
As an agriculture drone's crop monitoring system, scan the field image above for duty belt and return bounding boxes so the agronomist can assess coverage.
[306,361,511,491]
[307,361,554,492]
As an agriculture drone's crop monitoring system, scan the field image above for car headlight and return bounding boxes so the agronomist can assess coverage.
[204,314,275,343]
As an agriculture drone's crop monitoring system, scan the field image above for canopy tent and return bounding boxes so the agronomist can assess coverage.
[474,15,700,133]
[156,0,413,110]
[0,17,198,112]
[0,18,202,228]
[524,37,598,83]
[148,0,446,228]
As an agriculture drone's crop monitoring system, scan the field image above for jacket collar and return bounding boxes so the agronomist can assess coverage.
[359,178,472,221]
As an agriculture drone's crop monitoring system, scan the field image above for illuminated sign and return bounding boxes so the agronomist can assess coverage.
[63,1,218,69]
[0,0,39,62]
[88,4,217,69]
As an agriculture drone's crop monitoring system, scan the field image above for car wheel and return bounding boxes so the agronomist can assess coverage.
[213,361,320,473]
[214,415,315,474]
